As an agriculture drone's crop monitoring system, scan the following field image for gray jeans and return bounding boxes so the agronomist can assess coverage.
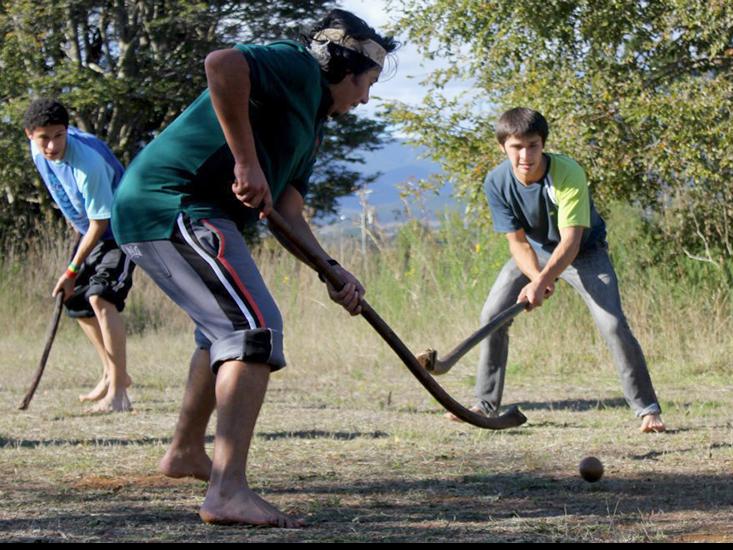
[475,245,661,418]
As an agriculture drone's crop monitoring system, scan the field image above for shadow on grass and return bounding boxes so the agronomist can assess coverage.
[512,398,628,412]
[1,471,731,542]
[278,471,733,536]
[629,442,733,461]
[258,430,389,441]
[0,431,388,449]
[0,436,212,449]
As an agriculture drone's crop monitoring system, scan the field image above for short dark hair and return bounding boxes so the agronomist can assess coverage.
[495,108,549,145]
[23,99,70,131]
[303,9,399,83]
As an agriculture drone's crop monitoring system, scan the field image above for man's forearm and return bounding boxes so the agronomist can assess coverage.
[69,219,107,268]
[508,239,542,281]
[271,210,332,270]
[535,228,583,287]
[535,245,575,287]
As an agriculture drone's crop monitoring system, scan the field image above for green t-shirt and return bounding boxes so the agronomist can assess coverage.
[112,40,330,244]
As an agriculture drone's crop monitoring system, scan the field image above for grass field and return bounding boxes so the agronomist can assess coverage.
[1,218,732,542]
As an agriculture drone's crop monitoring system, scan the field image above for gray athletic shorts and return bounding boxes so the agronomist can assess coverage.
[121,214,285,373]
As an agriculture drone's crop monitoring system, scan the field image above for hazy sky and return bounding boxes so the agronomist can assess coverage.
[336,0,470,119]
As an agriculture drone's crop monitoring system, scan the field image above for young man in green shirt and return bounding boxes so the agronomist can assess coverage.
[447,108,665,434]
[112,9,396,527]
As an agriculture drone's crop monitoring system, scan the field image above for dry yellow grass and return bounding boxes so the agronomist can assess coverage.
[1,226,732,542]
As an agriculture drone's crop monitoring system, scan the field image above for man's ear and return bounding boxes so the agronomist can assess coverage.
[24,129,33,139]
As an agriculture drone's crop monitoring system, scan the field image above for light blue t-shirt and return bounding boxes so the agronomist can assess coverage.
[30,126,124,240]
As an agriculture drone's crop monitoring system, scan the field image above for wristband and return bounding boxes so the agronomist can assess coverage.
[318,259,340,283]
[66,262,80,279]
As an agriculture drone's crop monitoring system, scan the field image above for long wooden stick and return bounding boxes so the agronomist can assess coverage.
[267,210,527,430]
[18,292,65,410]
[18,233,81,410]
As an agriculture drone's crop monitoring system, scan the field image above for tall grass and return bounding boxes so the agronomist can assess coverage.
[1,203,731,395]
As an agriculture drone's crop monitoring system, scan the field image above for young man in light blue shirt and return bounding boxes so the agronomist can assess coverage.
[24,99,134,413]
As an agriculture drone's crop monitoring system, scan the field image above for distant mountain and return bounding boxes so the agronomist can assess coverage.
[333,139,459,227]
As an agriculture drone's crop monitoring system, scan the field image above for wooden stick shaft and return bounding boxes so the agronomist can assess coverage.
[18,233,80,411]
[267,210,527,430]
[18,293,65,410]
[431,301,527,374]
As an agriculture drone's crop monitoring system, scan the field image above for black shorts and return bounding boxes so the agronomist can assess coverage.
[65,239,135,318]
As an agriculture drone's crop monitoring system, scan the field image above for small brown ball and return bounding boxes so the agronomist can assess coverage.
[579,456,604,482]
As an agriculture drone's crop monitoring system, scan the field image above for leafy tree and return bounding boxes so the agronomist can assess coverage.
[387,0,733,271]
[0,0,390,244]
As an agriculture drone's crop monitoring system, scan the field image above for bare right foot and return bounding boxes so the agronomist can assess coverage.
[159,447,212,482]
[640,413,666,433]
[85,390,133,414]
[79,373,133,403]
[199,486,304,528]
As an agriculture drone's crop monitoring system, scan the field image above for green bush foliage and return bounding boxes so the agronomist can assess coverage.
[386,0,733,274]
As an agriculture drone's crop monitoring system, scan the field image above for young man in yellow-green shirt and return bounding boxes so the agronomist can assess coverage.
[447,107,664,434]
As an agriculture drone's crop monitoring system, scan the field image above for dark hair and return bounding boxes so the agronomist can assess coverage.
[23,99,70,131]
[495,108,549,145]
[303,9,398,83]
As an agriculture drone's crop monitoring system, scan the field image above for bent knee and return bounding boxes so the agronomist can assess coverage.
[596,315,632,340]
[210,328,286,374]
[89,294,115,312]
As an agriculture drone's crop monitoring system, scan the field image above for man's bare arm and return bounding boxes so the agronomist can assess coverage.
[518,226,584,308]
[205,48,272,216]
[52,219,108,300]
[270,185,364,315]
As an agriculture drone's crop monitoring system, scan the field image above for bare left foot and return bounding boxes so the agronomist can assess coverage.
[85,391,132,414]
[640,413,666,433]
[79,373,133,402]
[199,485,305,528]
[79,376,111,403]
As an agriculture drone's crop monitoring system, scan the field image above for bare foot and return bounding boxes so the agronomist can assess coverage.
[199,486,305,528]
[85,391,133,413]
[159,447,212,482]
[640,413,666,433]
[79,373,133,402]
[444,405,488,423]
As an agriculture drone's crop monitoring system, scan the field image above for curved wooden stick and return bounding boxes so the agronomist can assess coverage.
[416,301,528,375]
[267,210,527,430]
[18,292,65,410]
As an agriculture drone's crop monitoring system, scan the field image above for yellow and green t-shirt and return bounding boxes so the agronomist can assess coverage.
[484,153,607,252]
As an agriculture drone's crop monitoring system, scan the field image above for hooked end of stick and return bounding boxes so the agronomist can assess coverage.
[416,349,437,372]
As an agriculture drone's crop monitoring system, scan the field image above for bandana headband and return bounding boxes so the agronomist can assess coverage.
[311,28,387,69]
